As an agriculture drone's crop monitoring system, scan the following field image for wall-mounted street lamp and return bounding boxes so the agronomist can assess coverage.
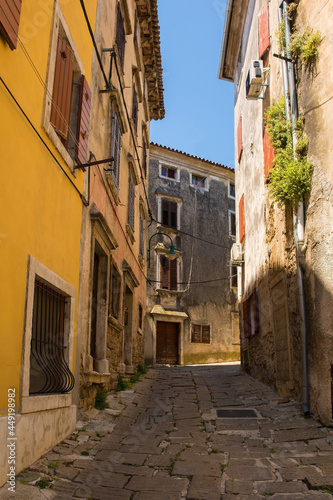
[147,232,176,268]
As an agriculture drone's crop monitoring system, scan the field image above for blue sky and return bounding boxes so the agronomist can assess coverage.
[150,0,235,169]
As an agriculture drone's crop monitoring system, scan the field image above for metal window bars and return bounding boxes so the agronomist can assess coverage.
[29,280,75,394]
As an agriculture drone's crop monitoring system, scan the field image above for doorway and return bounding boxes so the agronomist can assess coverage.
[156,321,179,364]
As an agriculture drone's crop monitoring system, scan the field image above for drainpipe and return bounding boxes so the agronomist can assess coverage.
[279,1,310,417]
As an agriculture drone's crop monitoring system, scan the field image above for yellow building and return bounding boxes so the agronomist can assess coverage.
[0,0,96,485]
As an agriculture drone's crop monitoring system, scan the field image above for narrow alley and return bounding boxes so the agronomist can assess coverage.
[2,363,333,500]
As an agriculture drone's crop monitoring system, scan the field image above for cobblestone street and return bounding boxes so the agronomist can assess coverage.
[1,363,333,500]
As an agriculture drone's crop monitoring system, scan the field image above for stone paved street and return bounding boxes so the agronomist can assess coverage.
[1,363,333,499]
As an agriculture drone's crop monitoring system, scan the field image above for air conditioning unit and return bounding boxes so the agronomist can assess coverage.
[246,60,265,99]
[230,243,244,265]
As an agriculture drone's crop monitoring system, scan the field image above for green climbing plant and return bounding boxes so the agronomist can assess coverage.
[265,97,313,208]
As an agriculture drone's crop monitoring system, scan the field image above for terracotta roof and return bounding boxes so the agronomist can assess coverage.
[150,143,234,172]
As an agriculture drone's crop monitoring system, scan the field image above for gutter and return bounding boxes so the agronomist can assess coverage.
[217,0,234,81]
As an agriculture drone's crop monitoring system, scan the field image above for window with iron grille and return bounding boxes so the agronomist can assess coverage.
[110,108,122,189]
[0,0,22,50]
[132,84,138,134]
[110,265,121,320]
[160,256,177,290]
[128,170,135,232]
[49,35,91,166]
[116,3,126,70]
[191,323,211,344]
[161,199,178,229]
[29,279,74,395]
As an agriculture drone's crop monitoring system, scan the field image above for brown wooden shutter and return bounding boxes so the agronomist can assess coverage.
[128,172,135,231]
[263,127,275,181]
[170,259,177,290]
[0,0,22,50]
[116,3,126,70]
[237,115,243,162]
[258,1,270,59]
[202,325,211,344]
[239,194,245,243]
[50,36,74,140]
[75,75,91,167]
[191,324,201,343]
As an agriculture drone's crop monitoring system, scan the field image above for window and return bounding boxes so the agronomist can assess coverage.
[191,174,207,189]
[237,115,243,162]
[160,256,177,290]
[110,108,122,189]
[191,323,211,344]
[139,212,144,257]
[229,210,236,238]
[109,266,121,320]
[0,0,22,50]
[116,2,126,70]
[229,182,236,199]
[29,279,74,395]
[142,136,147,177]
[43,6,91,168]
[161,165,177,179]
[243,289,260,337]
[132,84,138,134]
[161,199,178,229]
[239,194,245,243]
[138,304,143,330]
[128,170,135,232]
[230,266,238,288]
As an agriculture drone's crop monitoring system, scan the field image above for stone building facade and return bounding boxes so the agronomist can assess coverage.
[219,0,333,425]
[78,0,164,409]
[145,144,239,366]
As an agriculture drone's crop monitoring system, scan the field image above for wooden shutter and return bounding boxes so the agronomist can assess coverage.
[0,0,22,50]
[116,3,126,70]
[132,85,138,133]
[75,75,91,167]
[237,115,243,162]
[191,324,201,343]
[170,259,177,290]
[128,172,135,231]
[50,36,74,140]
[263,127,275,181]
[239,194,245,243]
[111,110,121,187]
[258,1,270,59]
[202,325,211,344]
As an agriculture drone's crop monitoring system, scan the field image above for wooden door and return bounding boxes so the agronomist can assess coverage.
[156,322,179,364]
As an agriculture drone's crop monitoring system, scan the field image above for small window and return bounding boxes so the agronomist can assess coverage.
[128,170,135,232]
[139,213,145,257]
[110,266,121,320]
[161,165,177,179]
[231,266,238,288]
[116,3,126,70]
[160,256,177,290]
[243,289,260,337]
[142,137,147,177]
[30,279,74,395]
[161,199,178,230]
[229,210,236,238]
[138,304,143,330]
[132,84,138,134]
[191,174,206,188]
[191,323,211,344]
[229,182,236,198]
[110,108,122,189]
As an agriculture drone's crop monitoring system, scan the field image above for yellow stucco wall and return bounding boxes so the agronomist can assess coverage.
[0,0,96,485]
